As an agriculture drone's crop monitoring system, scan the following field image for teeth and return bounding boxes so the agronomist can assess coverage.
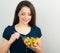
[24,19,28,22]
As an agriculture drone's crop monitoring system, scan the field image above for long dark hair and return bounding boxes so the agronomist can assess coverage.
[13,1,36,26]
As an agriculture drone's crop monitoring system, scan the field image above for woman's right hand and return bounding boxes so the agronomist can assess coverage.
[8,32,20,45]
[0,32,20,53]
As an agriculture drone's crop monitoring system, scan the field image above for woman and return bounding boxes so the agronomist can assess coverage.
[0,0,42,53]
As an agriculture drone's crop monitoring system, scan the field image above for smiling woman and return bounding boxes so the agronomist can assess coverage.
[0,0,42,53]
[18,6,32,25]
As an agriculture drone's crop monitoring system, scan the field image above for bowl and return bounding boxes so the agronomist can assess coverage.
[22,37,38,47]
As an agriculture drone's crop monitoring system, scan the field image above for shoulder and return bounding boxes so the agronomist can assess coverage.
[31,25,42,38]
[4,25,15,34]
[5,25,13,29]
[31,25,42,35]
[3,25,14,34]
[4,25,14,31]
[3,25,14,40]
[32,25,41,31]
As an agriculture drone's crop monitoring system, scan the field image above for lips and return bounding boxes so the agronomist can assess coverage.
[23,19,29,22]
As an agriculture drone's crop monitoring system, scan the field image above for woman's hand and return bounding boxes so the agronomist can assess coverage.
[29,44,41,53]
[8,32,20,45]
[0,32,20,53]
[28,38,42,53]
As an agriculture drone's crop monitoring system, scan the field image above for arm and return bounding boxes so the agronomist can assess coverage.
[36,38,42,53]
[0,32,20,53]
[28,37,43,53]
[0,38,11,53]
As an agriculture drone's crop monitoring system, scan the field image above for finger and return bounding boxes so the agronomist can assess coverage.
[30,45,37,51]
[14,32,20,39]
[16,33,20,38]
[34,44,38,47]
[30,44,39,49]
[31,45,37,48]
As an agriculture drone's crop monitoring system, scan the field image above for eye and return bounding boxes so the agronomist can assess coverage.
[21,13,25,16]
[21,12,31,16]
[28,13,31,16]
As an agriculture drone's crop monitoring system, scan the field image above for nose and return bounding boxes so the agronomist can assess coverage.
[24,14,29,19]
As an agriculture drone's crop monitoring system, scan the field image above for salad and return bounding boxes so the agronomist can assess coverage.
[22,37,38,47]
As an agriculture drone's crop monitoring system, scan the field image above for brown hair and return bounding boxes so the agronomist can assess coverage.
[13,0,36,26]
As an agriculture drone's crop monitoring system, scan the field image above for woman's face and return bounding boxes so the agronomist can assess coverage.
[18,6,32,25]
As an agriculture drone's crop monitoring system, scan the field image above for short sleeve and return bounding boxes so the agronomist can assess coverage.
[37,27,42,38]
[3,26,11,40]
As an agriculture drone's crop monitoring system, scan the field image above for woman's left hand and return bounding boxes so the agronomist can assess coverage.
[28,38,42,53]
[30,44,41,53]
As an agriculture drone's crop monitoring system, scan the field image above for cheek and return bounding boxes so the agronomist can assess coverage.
[18,15,23,19]
[29,17,32,20]
[29,17,32,21]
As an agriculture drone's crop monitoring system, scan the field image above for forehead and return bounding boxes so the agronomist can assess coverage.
[20,6,31,13]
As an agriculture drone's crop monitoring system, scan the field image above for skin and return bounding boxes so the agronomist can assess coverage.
[0,6,42,53]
